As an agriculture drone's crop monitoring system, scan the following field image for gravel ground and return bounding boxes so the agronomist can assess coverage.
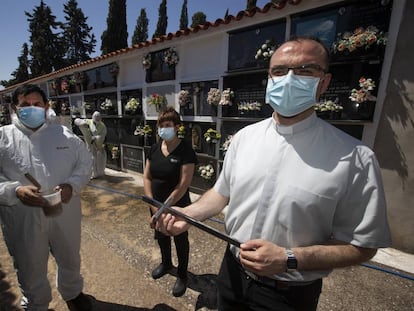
[0,170,413,311]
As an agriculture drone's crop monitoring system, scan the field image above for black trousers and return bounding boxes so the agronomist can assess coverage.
[216,247,322,311]
[156,230,189,279]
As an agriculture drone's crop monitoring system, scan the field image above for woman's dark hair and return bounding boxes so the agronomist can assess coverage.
[157,107,181,127]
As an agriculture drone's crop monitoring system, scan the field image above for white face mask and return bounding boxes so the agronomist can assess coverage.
[158,127,176,141]
[265,71,320,117]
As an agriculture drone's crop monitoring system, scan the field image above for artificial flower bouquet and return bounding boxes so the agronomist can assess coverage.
[198,164,215,180]
[100,98,113,110]
[314,100,343,112]
[255,39,276,61]
[142,53,151,70]
[134,125,153,136]
[178,90,191,106]
[204,128,221,144]
[146,93,165,108]
[125,98,140,112]
[163,47,179,67]
[219,88,235,106]
[237,101,262,111]
[177,125,186,139]
[221,134,233,157]
[349,77,377,103]
[207,88,221,106]
[332,26,387,54]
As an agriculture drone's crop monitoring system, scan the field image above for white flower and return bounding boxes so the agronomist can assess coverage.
[100,98,113,110]
[125,98,139,111]
[198,164,215,180]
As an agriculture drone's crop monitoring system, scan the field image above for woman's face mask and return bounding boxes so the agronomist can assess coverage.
[158,127,176,141]
[265,71,321,117]
[17,106,46,129]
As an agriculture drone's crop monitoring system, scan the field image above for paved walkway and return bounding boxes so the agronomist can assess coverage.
[0,169,413,311]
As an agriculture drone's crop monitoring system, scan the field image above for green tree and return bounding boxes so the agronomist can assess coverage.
[246,0,257,10]
[25,0,66,77]
[62,0,96,64]
[0,43,30,88]
[101,0,128,55]
[179,0,188,30]
[132,8,149,45]
[191,12,207,28]
[153,0,168,39]
[12,43,31,84]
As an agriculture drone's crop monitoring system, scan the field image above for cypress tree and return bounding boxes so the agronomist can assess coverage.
[25,0,65,76]
[12,43,31,84]
[179,0,188,30]
[246,0,257,10]
[101,0,128,55]
[132,8,149,45]
[62,0,96,64]
[153,0,168,39]
[191,12,207,28]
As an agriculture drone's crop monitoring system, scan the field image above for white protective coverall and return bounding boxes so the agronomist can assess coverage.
[0,115,92,310]
[74,112,107,178]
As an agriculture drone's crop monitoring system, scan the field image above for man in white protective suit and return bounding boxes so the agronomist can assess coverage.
[0,84,93,311]
[74,111,107,179]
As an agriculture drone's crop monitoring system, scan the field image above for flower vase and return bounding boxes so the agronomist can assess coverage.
[316,111,331,120]
[137,136,144,146]
[209,105,217,116]
[221,105,229,117]
[144,135,153,147]
[207,144,216,157]
[357,101,375,120]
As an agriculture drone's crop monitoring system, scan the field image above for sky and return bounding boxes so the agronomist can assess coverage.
[0,0,269,88]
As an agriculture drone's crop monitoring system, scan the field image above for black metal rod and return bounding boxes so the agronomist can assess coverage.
[141,195,241,248]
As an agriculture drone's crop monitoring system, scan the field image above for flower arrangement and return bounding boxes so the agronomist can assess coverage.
[204,128,221,144]
[142,53,151,70]
[314,100,343,113]
[177,125,186,139]
[125,98,140,112]
[60,79,70,93]
[198,164,215,180]
[237,101,262,111]
[109,62,119,76]
[178,90,191,106]
[100,98,113,110]
[219,88,235,106]
[134,125,153,136]
[207,88,221,106]
[332,26,387,54]
[146,93,165,108]
[221,134,233,156]
[110,146,119,159]
[255,39,277,61]
[163,47,179,67]
[349,77,377,103]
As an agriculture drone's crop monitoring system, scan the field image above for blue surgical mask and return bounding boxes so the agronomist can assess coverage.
[18,106,46,129]
[266,71,320,117]
[158,127,176,141]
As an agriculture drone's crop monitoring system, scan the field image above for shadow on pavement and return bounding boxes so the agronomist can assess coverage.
[0,265,20,311]
[92,300,178,310]
[96,174,135,184]
[166,268,218,310]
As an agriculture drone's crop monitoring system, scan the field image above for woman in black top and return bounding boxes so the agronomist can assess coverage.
[143,107,198,297]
